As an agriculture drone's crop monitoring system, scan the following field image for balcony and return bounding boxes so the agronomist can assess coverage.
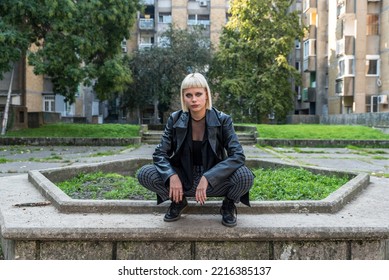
[187,19,210,26]
[307,24,316,39]
[336,36,355,56]
[302,88,316,102]
[303,56,316,72]
[307,87,316,102]
[138,43,153,50]
[303,0,317,14]
[337,0,355,19]
[139,18,154,30]
[336,77,354,96]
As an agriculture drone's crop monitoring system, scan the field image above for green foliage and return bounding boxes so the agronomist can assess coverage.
[123,26,212,116]
[5,123,140,138]
[57,168,348,201]
[0,21,29,78]
[251,168,349,201]
[0,0,139,102]
[0,157,10,164]
[256,124,389,140]
[57,171,155,200]
[210,0,304,123]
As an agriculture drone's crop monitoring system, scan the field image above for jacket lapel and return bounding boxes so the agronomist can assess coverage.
[206,109,221,156]
[173,112,189,153]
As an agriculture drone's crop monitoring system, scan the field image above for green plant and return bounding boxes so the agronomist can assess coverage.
[4,123,140,138]
[255,124,389,140]
[57,171,155,200]
[0,157,10,164]
[250,167,349,201]
[57,168,349,201]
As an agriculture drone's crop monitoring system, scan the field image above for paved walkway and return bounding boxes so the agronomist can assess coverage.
[1,144,389,177]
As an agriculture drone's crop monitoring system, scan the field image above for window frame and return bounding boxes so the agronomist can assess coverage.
[366,14,379,36]
[365,55,380,77]
[337,55,355,78]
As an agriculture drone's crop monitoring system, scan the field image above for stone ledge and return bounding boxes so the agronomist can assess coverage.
[2,224,389,241]
[257,138,389,148]
[1,174,388,260]
[0,137,141,146]
[2,239,387,260]
[27,158,369,214]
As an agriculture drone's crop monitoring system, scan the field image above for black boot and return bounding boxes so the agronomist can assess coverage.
[164,197,188,222]
[220,197,237,227]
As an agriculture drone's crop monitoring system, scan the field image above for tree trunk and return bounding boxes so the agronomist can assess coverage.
[1,66,15,135]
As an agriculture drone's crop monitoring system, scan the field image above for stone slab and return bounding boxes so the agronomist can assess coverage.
[194,241,270,260]
[117,241,192,260]
[39,241,113,260]
[26,158,370,214]
[1,175,389,242]
[273,241,349,260]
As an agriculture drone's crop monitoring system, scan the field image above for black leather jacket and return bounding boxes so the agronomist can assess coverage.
[153,107,246,194]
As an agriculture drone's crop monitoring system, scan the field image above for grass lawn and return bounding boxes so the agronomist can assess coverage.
[254,124,389,140]
[57,168,349,201]
[4,123,140,138]
[3,123,389,141]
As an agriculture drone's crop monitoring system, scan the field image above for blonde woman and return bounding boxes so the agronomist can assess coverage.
[138,73,253,227]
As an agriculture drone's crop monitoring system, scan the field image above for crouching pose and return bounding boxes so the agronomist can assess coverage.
[137,73,254,227]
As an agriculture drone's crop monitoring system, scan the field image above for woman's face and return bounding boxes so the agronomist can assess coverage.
[183,87,208,114]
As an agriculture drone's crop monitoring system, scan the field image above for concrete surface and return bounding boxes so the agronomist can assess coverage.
[1,144,389,259]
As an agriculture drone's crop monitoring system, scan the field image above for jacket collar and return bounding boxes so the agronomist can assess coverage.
[173,108,221,155]
[173,108,221,129]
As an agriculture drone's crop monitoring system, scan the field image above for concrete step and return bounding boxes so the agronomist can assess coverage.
[142,131,256,145]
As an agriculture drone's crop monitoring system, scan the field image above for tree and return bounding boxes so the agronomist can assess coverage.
[123,26,212,123]
[0,0,139,102]
[209,0,304,123]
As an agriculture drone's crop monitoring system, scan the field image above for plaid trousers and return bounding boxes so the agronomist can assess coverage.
[137,164,254,204]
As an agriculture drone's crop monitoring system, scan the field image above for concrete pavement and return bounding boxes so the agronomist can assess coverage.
[1,144,389,259]
[1,144,388,177]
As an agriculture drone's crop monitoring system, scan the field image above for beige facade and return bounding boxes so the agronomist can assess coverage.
[25,62,44,112]
[130,0,229,51]
[1,51,90,130]
[297,0,389,116]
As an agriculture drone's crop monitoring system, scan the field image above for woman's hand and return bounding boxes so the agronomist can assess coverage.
[195,176,208,205]
[169,174,184,203]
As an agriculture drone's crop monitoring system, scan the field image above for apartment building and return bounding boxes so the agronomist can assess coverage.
[0,55,100,130]
[295,0,389,116]
[125,0,229,52]
[121,0,230,123]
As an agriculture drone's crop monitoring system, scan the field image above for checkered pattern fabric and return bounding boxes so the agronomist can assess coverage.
[137,164,254,203]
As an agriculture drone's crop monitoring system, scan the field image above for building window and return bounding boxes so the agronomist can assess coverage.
[295,61,300,71]
[367,14,379,35]
[158,12,172,24]
[335,79,343,94]
[139,36,154,49]
[157,36,170,47]
[295,39,301,49]
[303,39,316,59]
[19,111,24,123]
[43,95,55,112]
[337,56,354,78]
[309,12,317,26]
[188,14,210,26]
[366,55,380,76]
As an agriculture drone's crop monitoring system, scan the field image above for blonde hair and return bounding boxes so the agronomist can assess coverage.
[180,73,212,112]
